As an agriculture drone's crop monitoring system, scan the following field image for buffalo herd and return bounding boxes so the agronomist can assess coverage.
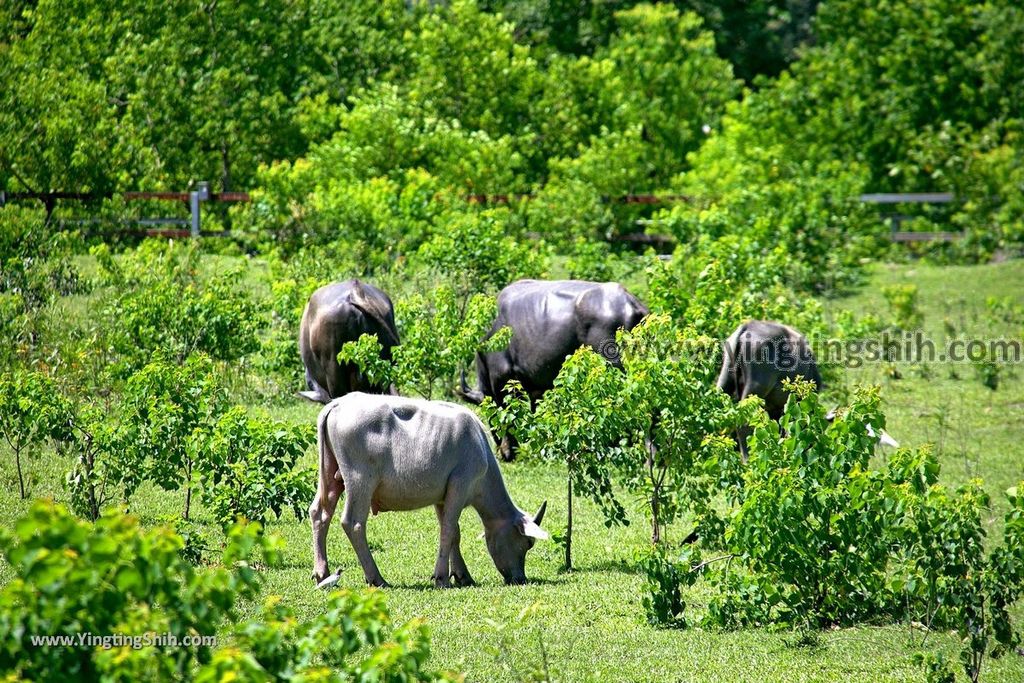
[302,277,823,587]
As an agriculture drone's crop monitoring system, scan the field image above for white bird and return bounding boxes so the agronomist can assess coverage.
[866,423,900,448]
[316,572,341,590]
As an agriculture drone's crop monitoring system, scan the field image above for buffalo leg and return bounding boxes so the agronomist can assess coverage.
[432,485,473,588]
[449,534,474,587]
[499,432,518,462]
[310,448,343,584]
[432,504,452,588]
[340,478,387,587]
[736,424,751,463]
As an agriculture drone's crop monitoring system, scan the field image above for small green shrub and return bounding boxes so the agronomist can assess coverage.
[94,240,261,374]
[882,283,924,331]
[118,353,228,519]
[0,207,85,358]
[415,207,547,300]
[201,590,458,682]
[636,544,698,628]
[340,285,508,400]
[199,407,315,529]
[0,502,281,681]
[0,502,458,682]
[0,368,71,499]
[64,401,136,521]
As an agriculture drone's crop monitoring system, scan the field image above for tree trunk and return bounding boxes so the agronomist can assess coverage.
[183,457,192,520]
[651,484,661,545]
[87,446,99,521]
[645,424,660,544]
[564,474,573,571]
[15,448,25,499]
[220,142,231,192]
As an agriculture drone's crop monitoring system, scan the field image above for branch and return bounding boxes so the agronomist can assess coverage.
[0,150,39,194]
[690,554,736,573]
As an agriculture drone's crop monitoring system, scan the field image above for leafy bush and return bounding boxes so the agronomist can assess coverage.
[881,284,924,331]
[634,383,1024,678]
[94,240,261,374]
[704,384,903,628]
[415,207,547,300]
[200,591,457,682]
[562,238,638,282]
[645,234,826,342]
[340,285,508,399]
[253,250,339,398]
[0,502,280,681]
[64,400,136,521]
[0,368,70,499]
[0,206,85,359]
[0,207,83,309]
[517,346,628,570]
[117,353,228,519]
[510,315,743,567]
[199,407,314,529]
[0,502,458,682]
[636,544,698,628]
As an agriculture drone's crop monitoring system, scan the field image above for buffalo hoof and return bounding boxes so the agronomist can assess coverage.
[367,577,390,589]
[452,573,476,588]
[433,576,452,589]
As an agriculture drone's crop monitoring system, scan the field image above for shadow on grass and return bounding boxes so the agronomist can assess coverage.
[569,558,641,576]
[366,575,571,591]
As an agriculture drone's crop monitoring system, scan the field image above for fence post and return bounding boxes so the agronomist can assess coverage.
[189,181,210,238]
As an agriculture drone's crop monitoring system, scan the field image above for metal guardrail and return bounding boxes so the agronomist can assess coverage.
[858,192,960,242]
[1,182,249,238]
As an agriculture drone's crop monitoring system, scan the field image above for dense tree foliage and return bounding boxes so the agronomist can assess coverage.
[5,0,1020,265]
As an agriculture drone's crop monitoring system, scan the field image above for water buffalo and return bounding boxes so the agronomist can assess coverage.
[458,279,649,459]
[717,320,822,420]
[717,320,898,457]
[717,320,821,460]
[298,280,399,403]
[310,392,548,588]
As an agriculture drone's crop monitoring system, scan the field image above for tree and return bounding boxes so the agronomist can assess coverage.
[64,401,137,522]
[519,347,628,570]
[0,369,69,499]
[614,316,739,544]
[339,286,509,400]
[0,206,84,357]
[597,4,740,185]
[199,407,315,529]
[94,240,262,374]
[119,353,227,519]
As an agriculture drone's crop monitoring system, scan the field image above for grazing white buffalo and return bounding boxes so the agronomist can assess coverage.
[310,392,548,588]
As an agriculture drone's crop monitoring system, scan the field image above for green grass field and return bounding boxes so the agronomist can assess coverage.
[2,258,1023,682]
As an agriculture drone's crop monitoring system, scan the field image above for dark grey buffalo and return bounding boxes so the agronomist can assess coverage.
[717,320,822,460]
[717,320,822,421]
[459,279,648,459]
[717,319,897,457]
[298,280,399,403]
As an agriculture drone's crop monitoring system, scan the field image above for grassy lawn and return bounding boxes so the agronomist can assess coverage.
[1,258,1023,682]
